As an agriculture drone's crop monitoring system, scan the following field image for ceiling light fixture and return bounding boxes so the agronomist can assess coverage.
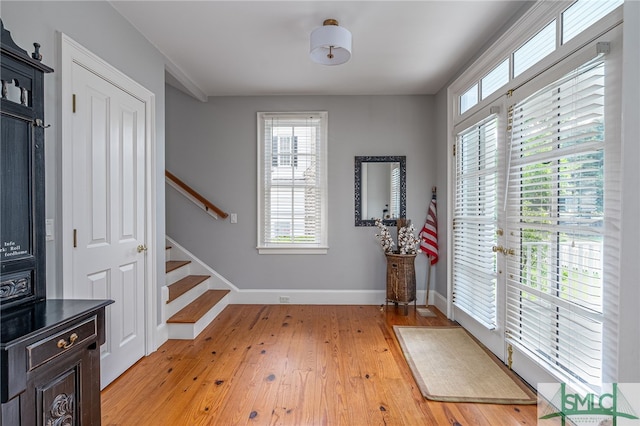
[309,19,352,66]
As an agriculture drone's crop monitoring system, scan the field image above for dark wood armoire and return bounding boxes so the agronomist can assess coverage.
[0,18,112,426]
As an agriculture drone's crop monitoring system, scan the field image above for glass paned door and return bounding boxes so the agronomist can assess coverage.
[504,58,608,390]
[452,114,504,356]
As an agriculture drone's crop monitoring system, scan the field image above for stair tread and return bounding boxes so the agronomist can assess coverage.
[167,290,230,324]
[166,260,190,273]
[167,275,210,303]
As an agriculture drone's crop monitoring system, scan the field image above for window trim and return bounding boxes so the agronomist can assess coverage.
[256,111,329,255]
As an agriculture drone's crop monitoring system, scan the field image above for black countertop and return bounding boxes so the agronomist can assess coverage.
[1,299,113,346]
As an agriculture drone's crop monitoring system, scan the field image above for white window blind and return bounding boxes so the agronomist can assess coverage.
[504,57,615,388]
[257,112,328,254]
[453,115,499,329]
[390,163,400,219]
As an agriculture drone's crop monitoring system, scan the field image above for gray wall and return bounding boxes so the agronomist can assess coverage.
[1,2,166,300]
[165,89,436,293]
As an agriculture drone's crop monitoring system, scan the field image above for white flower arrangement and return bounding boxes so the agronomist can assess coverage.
[374,219,420,255]
[398,223,420,254]
[374,218,395,253]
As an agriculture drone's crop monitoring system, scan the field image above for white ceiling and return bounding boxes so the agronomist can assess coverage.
[109,1,530,98]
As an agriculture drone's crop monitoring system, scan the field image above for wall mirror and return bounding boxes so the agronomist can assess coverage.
[354,156,406,226]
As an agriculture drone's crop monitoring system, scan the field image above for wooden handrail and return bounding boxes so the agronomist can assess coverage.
[165,170,229,219]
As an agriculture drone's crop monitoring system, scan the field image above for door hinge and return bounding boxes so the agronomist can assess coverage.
[73,229,77,248]
[507,343,513,370]
[453,144,456,156]
[72,94,76,113]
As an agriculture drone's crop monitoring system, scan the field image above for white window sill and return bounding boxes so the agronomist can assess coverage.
[257,246,328,255]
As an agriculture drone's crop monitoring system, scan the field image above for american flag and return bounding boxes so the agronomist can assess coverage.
[420,196,438,265]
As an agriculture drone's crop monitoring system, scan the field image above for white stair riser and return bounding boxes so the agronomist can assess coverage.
[166,294,230,340]
[165,278,211,318]
[165,264,191,284]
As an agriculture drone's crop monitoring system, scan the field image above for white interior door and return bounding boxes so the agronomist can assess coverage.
[70,62,147,387]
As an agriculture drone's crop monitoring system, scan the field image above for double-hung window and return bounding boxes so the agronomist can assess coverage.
[257,112,328,254]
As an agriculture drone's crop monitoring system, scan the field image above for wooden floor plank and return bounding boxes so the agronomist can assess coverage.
[165,305,272,425]
[101,304,538,425]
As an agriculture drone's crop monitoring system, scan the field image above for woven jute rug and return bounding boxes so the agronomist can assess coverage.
[393,326,536,404]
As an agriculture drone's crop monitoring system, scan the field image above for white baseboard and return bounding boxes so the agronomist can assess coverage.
[228,288,443,308]
[165,236,451,309]
[155,323,168,349]
[432,291,448,317]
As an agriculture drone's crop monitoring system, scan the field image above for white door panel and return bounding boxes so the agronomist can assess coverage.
[453,307,504,358]
[71,62,146,387]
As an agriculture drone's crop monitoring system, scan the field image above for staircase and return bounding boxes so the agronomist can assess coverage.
[163,238,234,339]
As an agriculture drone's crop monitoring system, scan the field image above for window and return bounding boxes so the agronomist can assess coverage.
[453,115,499,329]
[257,112,328,254]
[454,0,623,120]
[481,59,509,100]
[272,135,297,167]
[460,84,479,115]
[562,0,624,44]
[513,20,556,78]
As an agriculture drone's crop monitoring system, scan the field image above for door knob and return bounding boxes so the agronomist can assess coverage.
[137,244,147,253]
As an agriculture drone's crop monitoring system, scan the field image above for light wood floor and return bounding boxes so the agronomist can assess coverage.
[101,304,537,425]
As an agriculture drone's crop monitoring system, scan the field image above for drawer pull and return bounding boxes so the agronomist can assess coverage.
[57,333,78,349]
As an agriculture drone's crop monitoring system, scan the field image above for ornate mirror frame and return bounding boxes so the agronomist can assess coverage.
[354,155,406,227]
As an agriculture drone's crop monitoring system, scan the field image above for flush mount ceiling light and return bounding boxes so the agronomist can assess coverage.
[309,19,352,66]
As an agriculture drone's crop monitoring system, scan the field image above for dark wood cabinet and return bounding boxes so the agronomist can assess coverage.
[0,18,50,309]
[1,300,110,426]
[0,19,113,425]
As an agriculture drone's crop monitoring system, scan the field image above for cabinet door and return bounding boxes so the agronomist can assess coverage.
[22,344,100,426]
[38,366,77,425]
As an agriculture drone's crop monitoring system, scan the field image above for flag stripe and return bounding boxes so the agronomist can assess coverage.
[420,198,439,265]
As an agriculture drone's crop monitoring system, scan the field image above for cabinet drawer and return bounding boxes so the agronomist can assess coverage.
[26,317,97,371]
